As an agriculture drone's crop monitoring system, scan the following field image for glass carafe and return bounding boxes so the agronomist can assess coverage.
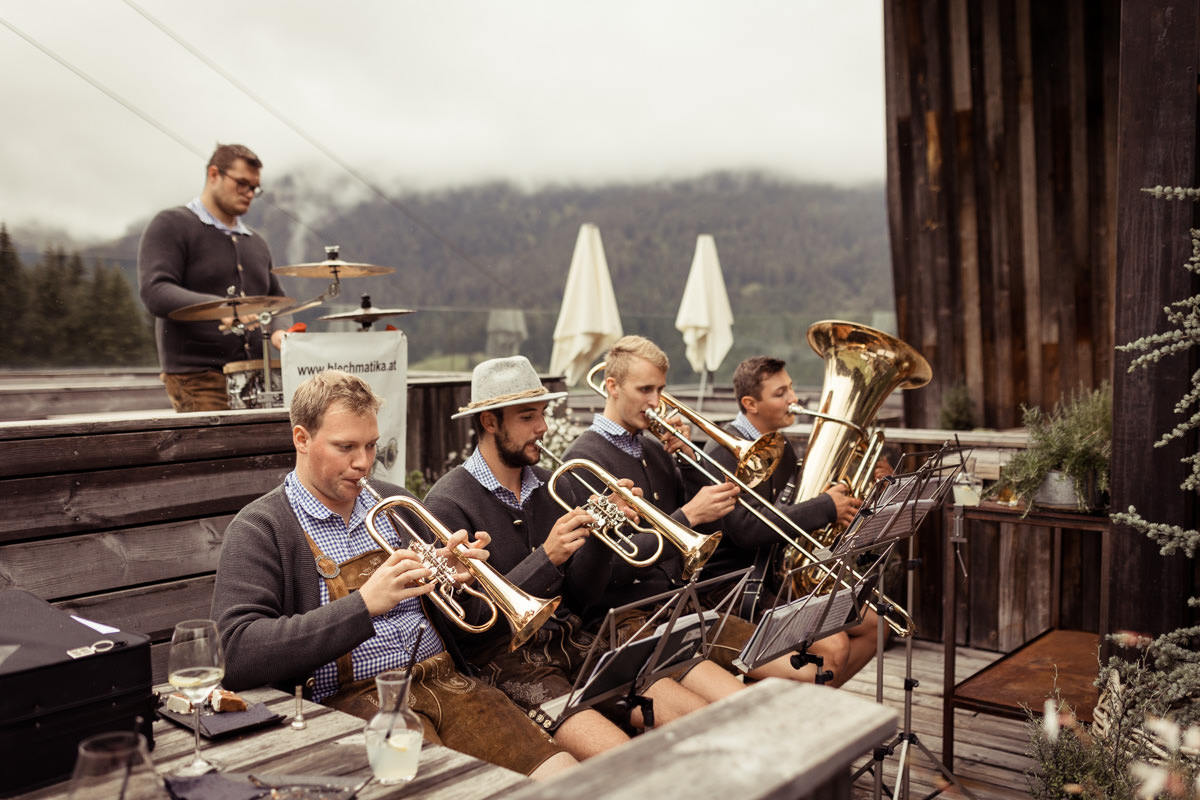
[68,731,168,800]
[363,670,424,785]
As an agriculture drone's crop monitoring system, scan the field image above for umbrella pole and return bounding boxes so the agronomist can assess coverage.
[697,370,708,412]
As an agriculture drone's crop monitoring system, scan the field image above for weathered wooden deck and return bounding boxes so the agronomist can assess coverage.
[844,639,1038,799]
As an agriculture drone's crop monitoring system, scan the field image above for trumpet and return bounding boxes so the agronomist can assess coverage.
[536,442,722,580]
[584,361,916,637]
[359,478,561,651]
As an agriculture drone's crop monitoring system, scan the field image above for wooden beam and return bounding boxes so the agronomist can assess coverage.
[1109,0,1200,641]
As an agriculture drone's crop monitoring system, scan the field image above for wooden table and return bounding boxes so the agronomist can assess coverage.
[509,679,898,800]
[942,503,1110,769]
[17,685,530,800]
[16,679,897,800]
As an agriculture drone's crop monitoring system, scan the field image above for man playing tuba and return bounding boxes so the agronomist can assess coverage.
[564,335,853,685]
[703,355,888,685]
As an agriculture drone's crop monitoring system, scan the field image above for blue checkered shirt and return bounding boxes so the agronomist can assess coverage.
[730,412,763,441]
[186,197,252,236]
[589,413,644,458]
[283,472,443,701]
[463,448,542,511]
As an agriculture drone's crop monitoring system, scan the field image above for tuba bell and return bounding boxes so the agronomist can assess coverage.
[359,478,561,651]
[777,320,931,594]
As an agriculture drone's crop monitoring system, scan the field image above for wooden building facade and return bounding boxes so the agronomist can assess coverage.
[885,0,1200,641]
[884,0,1121,430]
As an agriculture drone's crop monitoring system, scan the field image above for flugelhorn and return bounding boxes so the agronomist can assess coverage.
[359,478,561,651]
[537,442,722,580]
[584,360,916,637]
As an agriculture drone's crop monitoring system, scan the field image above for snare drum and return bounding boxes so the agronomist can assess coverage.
[223,359,283,409]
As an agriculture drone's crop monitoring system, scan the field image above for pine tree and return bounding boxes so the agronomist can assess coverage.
[86,260,156,366]
[0,226,30,366]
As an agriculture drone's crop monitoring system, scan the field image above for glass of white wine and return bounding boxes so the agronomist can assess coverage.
[166,619,225,777]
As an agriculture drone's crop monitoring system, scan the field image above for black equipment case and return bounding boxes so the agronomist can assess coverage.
[0,589,155,797]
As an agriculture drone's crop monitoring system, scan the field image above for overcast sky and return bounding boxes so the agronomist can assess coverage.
[0,1,886,243]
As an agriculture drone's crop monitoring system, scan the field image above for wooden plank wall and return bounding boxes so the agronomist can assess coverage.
[884,0,1120,430]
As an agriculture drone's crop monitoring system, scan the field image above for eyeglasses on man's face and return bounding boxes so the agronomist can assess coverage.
[219,169,264,197]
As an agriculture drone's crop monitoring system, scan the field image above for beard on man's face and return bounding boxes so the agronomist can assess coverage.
[496,428,537,470]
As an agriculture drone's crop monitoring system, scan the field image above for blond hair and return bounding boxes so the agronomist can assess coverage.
[604,335,669,384]
[289,370,382,433]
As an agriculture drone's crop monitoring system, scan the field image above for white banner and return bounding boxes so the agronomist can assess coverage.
[281,331,408,485]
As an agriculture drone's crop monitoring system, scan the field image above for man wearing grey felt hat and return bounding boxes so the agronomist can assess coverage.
[450,355,568,420]
[426,356,744,760]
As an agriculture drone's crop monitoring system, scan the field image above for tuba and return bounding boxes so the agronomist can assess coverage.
[537,442,722,580]
[777,320,931,593]
[359,478,561,651]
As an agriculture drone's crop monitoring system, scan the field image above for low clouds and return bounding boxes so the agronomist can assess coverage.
[0,0,885,241]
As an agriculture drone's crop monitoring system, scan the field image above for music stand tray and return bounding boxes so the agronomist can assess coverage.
[737,443,967,674]
[536,568,750,730]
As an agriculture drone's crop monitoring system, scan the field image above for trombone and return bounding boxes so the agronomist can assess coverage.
[359,478,561,651]
[536,441,722,580]
[584,362,915,637]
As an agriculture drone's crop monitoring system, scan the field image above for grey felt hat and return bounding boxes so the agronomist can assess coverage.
[450,356,568,419]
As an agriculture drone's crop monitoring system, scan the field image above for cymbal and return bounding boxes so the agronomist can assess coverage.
[169,295,296,322]
[318,305,415,324]
[272,258,395,278]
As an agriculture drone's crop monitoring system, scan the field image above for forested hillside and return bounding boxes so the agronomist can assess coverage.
[7,172,892,377]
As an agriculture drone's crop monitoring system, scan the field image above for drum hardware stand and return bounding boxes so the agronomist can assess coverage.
[227,286,338,407]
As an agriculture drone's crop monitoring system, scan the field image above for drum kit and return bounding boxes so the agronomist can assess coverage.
[167,245,414,410]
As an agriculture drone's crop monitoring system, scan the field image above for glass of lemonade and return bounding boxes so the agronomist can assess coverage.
[364,670,424,784]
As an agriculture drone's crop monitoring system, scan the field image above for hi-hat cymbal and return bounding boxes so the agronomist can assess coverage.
[272,258,395,278]
[169,295,296,322]
[317,305,415,324]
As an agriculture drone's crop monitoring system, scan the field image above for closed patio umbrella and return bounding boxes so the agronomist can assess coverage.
[550,223,623,385]
[675,234,734,408]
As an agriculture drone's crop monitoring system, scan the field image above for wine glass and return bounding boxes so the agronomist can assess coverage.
[167,619,225,777]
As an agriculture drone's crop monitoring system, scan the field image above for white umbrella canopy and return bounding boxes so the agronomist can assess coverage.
[675,234,735,375]
[549,223,624,385]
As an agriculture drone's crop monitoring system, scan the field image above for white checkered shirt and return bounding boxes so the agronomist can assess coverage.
[284,471,443,701]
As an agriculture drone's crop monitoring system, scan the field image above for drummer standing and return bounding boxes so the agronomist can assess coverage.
[138,143,288,412]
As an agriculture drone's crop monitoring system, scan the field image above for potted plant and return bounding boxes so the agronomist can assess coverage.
[989,384,1113,514]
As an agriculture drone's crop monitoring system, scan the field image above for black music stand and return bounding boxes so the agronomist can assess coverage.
[842,442,977,800]
[537,569,750,732]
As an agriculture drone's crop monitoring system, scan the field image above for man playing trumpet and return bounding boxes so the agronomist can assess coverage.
[424,356,744,761]
[211,369,577,779]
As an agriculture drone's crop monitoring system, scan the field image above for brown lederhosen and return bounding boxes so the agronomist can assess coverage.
[302,534,564,775]
[470,611,596,731]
